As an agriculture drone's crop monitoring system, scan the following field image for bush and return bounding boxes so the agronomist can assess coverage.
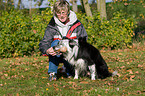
[0,9,52,58]
[106,1,145,20]
[0,9,137,58]
[106,1,145,42]
[77,11,137,49]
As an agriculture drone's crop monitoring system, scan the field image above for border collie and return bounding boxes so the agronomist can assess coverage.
[54,37,117,80]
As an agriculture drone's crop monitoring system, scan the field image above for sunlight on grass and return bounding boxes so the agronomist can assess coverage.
[0,47,145,95]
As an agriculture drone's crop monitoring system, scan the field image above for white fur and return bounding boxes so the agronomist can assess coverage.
[112,71,118,76]
[88,64,96,80]
[62,40,79,64]
[55,39,94,80]
[74,69,79,79]
[55,39,118,80]
[74,59,86,79]
[58,40,87,79]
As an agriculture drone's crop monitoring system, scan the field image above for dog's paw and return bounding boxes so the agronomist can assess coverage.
[91,77,96,80]
[91,78,96,80]
[74,76,78,79]
[112,71,118,76]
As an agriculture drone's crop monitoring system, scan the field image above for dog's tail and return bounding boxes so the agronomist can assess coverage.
[112,71,118,76]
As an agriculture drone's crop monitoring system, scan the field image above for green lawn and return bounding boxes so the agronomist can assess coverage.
[0,44,145,96]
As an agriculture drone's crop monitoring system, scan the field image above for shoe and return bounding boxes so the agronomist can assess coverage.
[49,72,57,81]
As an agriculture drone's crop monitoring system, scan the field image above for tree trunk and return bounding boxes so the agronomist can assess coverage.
[80,0,85,13]
[8,0,12,4]
[82,0,92,17]
[72,0,78,12]
[70,0,78,12]
[113,0,116,3]
[0,0,3,16]
[97,0,107,21]
[29,0,32,15]
[97,0,100,12]
[18,0,21,9]
[91,0,95,4]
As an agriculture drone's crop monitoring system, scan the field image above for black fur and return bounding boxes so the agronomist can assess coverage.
[54,37,116,79]
[77,37,112,79]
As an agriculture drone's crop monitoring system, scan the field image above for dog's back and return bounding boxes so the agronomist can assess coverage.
[54,37,117,79]
[77,37,113,79]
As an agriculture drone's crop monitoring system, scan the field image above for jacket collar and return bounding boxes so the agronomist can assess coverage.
[49,17,56,27]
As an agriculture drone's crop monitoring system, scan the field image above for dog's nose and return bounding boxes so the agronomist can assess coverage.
[59,47,67,52]
[53,46,59,51]
[53,46,67,52]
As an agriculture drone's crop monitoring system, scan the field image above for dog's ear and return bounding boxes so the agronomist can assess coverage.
[78,37,87,43]
[69,39,77,48]
[62,36,69,39]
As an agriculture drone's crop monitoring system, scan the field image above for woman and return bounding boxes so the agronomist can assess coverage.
[39,0,88,81]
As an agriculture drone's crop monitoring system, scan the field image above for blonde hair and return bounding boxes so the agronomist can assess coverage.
[53,0,70,16]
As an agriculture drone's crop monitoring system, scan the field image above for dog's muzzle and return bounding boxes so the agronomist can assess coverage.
[53,46,67,53]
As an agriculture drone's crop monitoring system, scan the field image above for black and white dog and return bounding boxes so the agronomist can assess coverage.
[54,37,117,80]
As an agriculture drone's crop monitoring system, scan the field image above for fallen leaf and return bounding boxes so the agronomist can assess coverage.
[42,77,47,79]
[130,75,135,81]
[83,90,87,92]
[55,88,59,91]
[61,77,64,79]
[120,66,125,69]
[68,81,76,85]
[137,90,141,94]
[107,83,111,86]
[34,58,38,60]
[135,71,139,74]
[80,81,89,84]
[0,84,3,86]
[33,30,37,34]
[95,89,97,92]
[16,93,19,96]
[46,66,49,69]
[105,89,109,93]
[138,64,143,68]
[123,75,129,81]
[25,68,28,71]
[12,69,16,71]
[4,74,8,77]
[118,53,123,55]
[117,73,121,77]
[116,87,119,91]
[0,72,3,75]
[127,69,133,74]
[47,83,50,86]
[21,75,24,78]
[111,77,114,80]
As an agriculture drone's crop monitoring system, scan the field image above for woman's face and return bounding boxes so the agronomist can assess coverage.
[56,10,69,23]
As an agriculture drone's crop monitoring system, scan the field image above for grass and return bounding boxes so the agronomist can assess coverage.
[0,42,145,96]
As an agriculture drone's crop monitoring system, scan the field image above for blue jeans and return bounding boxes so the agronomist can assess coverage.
[48,40,73,76]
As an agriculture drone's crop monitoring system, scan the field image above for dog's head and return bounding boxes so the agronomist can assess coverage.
[53,38,78,54]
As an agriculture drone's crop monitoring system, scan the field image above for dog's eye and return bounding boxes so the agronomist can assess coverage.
[69,40,77,48]
[69,42,75,45]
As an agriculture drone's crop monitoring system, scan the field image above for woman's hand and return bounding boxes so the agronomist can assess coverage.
[46,47,62,56]
[46,47,57,56]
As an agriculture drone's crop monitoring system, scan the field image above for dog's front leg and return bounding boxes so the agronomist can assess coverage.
[88,64,96,80]
[74,59,85,79]
[74,68,79,79]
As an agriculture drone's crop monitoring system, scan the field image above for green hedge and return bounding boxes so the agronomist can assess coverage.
[106,1,145,20]
[77,11,136,49]
[0,9,52,58]
[0,9,136,58]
